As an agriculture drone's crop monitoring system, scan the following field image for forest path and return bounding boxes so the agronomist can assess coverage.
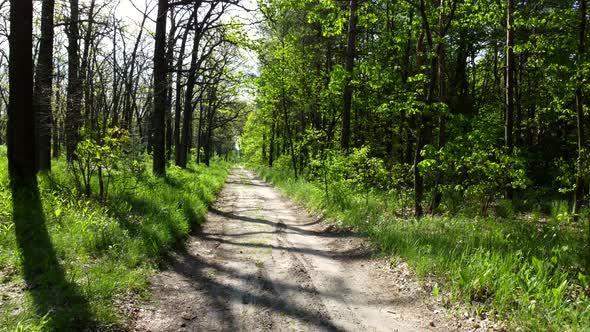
[132,167,454,332]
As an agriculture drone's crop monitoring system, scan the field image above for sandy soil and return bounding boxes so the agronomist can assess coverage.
[131,167,458,332]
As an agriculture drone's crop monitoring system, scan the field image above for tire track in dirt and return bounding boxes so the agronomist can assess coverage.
[131,167,456,331]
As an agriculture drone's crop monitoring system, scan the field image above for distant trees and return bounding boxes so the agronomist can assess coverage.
[243,0,590,220]
[0,0,248,182]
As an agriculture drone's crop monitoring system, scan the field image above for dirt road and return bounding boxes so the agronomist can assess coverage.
[132,167,452,331]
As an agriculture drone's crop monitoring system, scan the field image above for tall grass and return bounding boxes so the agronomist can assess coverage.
[252,163,590,331]
[0,145,230,331]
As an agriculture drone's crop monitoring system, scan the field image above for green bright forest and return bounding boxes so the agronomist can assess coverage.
[1,0,590,331]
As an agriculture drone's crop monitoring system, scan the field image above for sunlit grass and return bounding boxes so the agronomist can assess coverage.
[0,145,230,331]
[252,163,590,331]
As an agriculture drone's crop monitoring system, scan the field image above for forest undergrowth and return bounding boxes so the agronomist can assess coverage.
[250,160,590,331]
[0,145,230,331]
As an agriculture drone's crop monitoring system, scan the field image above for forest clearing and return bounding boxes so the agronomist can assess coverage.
[1,0,590,331]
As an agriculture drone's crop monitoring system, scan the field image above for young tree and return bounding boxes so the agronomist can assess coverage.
[573,0,587,218]
[340,0,358,151]
[505,0,515,200]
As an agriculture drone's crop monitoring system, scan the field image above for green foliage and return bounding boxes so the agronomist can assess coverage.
[243,0,590,328]
[70,128,130,199]
[0,151,230,331]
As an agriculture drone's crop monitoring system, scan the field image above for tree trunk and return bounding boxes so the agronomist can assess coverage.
[174,16,192,166]
[65,0,81,161]
[573,0,587,219]
[34,0,55,172]
[8,0,36,181]
[152,0,168,176]
[165,10,176,161]
[505,0,515,200]
[340,0,358,151]
[178,11,202,168]
[123,8,148,129]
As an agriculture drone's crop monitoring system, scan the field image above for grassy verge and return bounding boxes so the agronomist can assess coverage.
[0,145,230,331]
[251,163,590,331]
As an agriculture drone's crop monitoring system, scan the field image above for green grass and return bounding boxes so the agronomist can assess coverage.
[251,163,590,331]
[0,145,230,331]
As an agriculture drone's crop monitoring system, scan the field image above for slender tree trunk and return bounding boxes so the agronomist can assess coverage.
[80,0,95,133]
[111,20,121,127]
[34,0,55,172]
[123,10,148,129]
[174,16,191,166]
[430,2,449,214]
[165,10,176,161]
[269,116,276,167]
[505,0,515,200]
[414,0,437,218]
[8,0,36,181]
[573,0,587,219]
[196,98,205,164]
[152,0,168,176]
[340,0,358,150]
[65,0,81,161]
[179,10,202,168]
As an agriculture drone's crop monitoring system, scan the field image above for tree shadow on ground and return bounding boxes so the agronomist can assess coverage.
[11,177,95,330]
[166,250,348,331]
[209,207,359,239]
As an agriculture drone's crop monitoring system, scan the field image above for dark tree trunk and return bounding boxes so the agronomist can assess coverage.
[196,98,205,164]
[573,0,587,219]
[165,10,176,161]
[152,0,168,176]
[34,0,55,172]
[340,0,357,151]
[65,0,81,161]
[178,10,202,168]
[505,0,515,200]
[53,65,62,159]
[414,0,435,218]
[174,15,192,166]
[8,0,36,181]
[80,0,95,134]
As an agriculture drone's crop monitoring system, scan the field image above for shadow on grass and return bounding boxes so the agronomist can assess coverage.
[11,177,95,330]
[111,179,207,256]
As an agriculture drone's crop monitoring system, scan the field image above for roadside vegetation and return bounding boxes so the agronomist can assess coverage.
[0,145,230,331]
[240,0,590,330]
[248,156,590,331]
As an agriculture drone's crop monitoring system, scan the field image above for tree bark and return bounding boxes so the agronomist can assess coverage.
[65,0,81,161]
[34,0,55,172]
[340,0,357,151]
[505,0,515,200]
[165,10,177,161]
[573,0,587,218]
[174,15,192,166]
[178,32,201,168]
[152,0,168,176]
[8,0,36,181]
